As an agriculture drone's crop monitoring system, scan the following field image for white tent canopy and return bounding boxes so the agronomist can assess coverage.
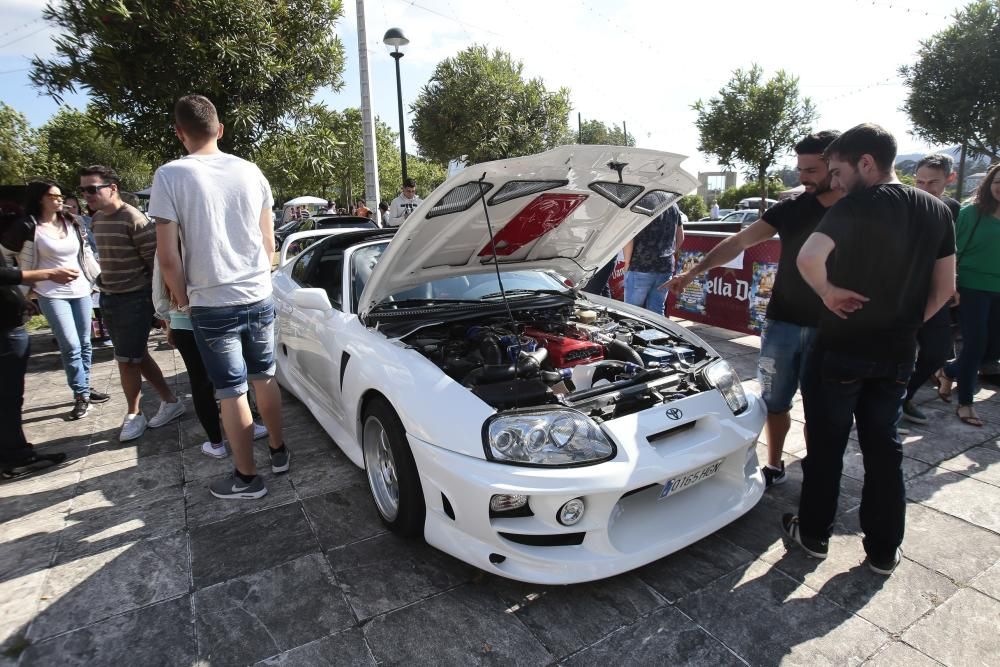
[283,196,328,206]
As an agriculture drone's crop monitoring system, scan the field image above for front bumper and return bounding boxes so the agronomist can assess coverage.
[408,387,766,584]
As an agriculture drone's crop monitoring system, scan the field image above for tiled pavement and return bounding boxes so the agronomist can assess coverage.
[2,323,999,666]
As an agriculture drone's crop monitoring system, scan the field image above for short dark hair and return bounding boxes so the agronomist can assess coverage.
[794,130,840,156]
[175,94,220,140]
[402,178,416,189]
[379,201,389,211]
[823,123,897,173]
[916,153,954,176]
[78,165,120,185]
[24,180,61,218]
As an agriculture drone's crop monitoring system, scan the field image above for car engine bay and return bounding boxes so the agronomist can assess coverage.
[402,303,714,421]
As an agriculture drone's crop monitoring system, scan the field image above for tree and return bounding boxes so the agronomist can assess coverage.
[411,46,571,165]
[0,103,41,185]
[39,107,153,192]
[677,194,708,221]
[900,0,1000,162]
[717,179,785,209]
[693,65,815,212]
[31,0,347,161]
[576,119,635,146]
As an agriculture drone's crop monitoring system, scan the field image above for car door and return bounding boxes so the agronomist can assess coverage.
[275,246,324,399]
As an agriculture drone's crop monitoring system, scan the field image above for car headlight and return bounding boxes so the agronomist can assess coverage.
[704,360,748,414]
[484,409,615,466]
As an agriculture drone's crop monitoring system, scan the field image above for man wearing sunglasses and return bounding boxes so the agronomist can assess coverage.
[81,165,184,442]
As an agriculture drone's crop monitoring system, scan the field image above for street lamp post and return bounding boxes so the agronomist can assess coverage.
[384,27,409,182]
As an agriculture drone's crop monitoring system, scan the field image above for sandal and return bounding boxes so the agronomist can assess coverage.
[934,369,953,402]
[956,405,984,428]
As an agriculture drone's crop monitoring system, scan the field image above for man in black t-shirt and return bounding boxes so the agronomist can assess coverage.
[783,124,956,575]
[902,153,961,423]
[667,131,842,489]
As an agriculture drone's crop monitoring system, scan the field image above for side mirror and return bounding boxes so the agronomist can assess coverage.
[292,288,333,312]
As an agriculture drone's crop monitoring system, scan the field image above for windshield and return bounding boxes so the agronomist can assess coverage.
[353,242,571,311]
[720,212,745,222]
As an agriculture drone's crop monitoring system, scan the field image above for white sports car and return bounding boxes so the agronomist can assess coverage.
[272,146,766,584]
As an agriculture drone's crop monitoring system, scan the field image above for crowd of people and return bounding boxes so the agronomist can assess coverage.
[308,177,423,228]
[1,107,999,572]
[583,125,999,575]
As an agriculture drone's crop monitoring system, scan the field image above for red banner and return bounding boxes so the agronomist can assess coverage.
[609,232,781,336]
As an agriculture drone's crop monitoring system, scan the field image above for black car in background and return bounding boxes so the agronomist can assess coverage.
[273,215,377,249]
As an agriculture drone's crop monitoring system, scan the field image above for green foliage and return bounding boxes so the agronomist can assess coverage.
[31,0,347,161]
[39,107,153,193]
[411,45,571,165]
[0,103,41,185]
[900,0,1000,161]
[255,105,446,206]
[678,194,708,221]
[716,179,785,209]
[575,119,635,146]
[693,64,815,207]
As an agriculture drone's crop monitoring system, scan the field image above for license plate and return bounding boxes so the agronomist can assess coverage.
[659,459,725,499]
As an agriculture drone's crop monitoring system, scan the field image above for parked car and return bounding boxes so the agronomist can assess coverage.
[274,215,376,251]
[719,209,760,226]
[736,197,778,210]
[271,146,765,584]
[698,208,734,221]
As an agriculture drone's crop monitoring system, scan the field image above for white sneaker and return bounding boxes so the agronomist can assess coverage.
[253,422,269,441]
[148,400,186,428]
[120,413,148,442]
[201,441,228,459]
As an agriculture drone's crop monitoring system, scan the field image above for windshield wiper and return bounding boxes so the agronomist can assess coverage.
[478,288,572,300]
[371,298,475,311]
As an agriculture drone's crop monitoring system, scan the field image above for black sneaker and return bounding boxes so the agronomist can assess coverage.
[868,548,902,575]
[781,513,829,559]
[69,396,90,420]
[209,471,268,500]
[901,400,928,424]
[270,445,290,474]
[762,462,787,488]
[88,389,110,404]
[1,453,68,479]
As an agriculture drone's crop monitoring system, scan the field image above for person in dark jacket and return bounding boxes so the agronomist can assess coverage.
[0,249,77,477]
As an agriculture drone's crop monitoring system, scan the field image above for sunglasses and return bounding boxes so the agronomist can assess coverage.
[45,193,65,200]
[80,183,113,195]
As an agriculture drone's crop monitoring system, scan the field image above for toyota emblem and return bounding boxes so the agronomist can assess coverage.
[665,408,683,421]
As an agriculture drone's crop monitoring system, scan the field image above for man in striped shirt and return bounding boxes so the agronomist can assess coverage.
[81,165,184,442]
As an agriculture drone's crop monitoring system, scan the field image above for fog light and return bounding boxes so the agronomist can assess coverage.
[490,494,528,513]
[557,498,585,526]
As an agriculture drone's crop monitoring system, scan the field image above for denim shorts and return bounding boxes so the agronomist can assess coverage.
[190,297,276,400]
[101,289,154,364]
[758,318,817,414]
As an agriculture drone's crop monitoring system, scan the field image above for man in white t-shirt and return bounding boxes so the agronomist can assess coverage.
[385,178,422,227]
[150,94,287,501]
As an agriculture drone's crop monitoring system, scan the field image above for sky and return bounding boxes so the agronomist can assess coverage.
[0,0,970,180]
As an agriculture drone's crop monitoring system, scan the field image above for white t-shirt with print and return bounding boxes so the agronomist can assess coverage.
[148,152,274,308]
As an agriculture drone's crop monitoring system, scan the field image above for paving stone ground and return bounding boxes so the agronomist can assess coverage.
[2,322,999,666]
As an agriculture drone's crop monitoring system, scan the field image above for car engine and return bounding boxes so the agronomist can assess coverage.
[402,304,711,421]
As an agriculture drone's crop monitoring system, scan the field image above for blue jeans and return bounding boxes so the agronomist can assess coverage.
[798,347,912,562]
[945,287,1000,405]
[758,319,817,414]
[37,294,93,398]
[1,326,33,465]
[190,297,276,400]
[624,270,673,315]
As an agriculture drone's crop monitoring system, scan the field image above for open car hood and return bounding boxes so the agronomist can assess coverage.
[359,145,697,319]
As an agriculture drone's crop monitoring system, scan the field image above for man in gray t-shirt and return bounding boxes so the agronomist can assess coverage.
[150,94,288,501]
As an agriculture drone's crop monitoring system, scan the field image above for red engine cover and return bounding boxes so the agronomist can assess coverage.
[523,327,604,368]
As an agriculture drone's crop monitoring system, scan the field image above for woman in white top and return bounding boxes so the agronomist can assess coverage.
[18,181,106,420]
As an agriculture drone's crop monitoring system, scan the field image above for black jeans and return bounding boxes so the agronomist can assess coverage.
[798,346,912,562]
[905,306,953,401]
[583,258,616,297]
[945,288,1000,404]
[1,326,33,466]
[172,328,222,444]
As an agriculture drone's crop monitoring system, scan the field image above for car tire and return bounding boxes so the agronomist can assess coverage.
[361,397,425,538]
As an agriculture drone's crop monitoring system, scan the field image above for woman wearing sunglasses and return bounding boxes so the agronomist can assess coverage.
[5,181,107,419]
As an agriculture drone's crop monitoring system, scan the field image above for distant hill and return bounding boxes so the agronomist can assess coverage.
[896,146,961,164]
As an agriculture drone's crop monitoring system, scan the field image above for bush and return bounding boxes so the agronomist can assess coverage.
[678,194,708,220]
